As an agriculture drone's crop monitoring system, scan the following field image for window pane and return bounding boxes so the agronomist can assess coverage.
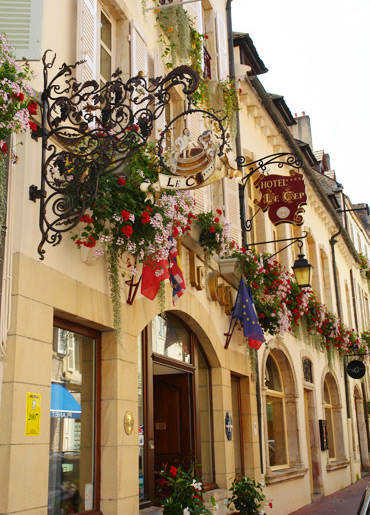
[325,408,335,458]
[48,328,95,515]
[152,314,191,363]
[324,381,330,404]
[138,334,145,500]
[266,395,287,466]
[100,45,111,82]
[100,12,112,50]
[198,348,213,484]
[231,379,243,475]
[265,356,282,392]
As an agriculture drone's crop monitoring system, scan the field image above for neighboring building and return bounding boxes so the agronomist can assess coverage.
[0,2,369,515]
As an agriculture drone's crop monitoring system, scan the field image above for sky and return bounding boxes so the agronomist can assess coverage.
[231,0,370,205]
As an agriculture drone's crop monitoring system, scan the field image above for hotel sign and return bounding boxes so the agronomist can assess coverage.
[254,170,307,226]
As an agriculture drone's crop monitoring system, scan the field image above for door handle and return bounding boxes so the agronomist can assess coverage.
[149,439,155,450]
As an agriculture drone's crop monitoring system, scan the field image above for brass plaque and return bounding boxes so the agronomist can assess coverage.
[124,411,134,435]
[155,421,166,430]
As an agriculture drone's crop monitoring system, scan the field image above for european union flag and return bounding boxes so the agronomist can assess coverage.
[224,278,265,350]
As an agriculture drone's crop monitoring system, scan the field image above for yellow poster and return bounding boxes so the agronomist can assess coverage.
[25,393,41,436]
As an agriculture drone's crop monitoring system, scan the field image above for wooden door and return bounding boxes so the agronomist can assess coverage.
[153,373,193,472]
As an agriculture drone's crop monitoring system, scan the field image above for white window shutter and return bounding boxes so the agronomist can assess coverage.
[193,186,212,215]
[223,177,241,246]
[216,11,228,80]
[77,0,98,82]
[154,47,166,138]
[130,21,148,77]
[184,0,203,33]
[0,0,43,61]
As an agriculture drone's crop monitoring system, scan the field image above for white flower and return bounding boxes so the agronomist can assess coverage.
[183,508,190,515]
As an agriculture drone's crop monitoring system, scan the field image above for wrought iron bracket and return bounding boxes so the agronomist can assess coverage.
[236,152,303,237]
[30,50,226,259]
[245,231,308,259]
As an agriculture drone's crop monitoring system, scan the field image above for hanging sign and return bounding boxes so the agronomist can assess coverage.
[346,360,366,379]
[254,170,307,226]
[140,129,240,199]
[25,392,41,436]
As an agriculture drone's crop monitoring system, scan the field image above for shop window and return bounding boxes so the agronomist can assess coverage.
[323,373,345,461]
[264,350,301,471]
[231,376,244,475]
[152,313,191,363]
[48,321,100,515]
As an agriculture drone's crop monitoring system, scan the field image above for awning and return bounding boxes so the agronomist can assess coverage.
[50,383,81,419]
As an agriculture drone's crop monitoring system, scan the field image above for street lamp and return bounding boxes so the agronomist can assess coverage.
[292,246,312,288]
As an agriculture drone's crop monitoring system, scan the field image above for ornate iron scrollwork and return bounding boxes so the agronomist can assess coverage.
[238,152,303,233]
[30,50,225,259]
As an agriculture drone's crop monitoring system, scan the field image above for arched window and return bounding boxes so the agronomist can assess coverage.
[265,354,288,467]
[322,372,345,462]
[263,349,302,474]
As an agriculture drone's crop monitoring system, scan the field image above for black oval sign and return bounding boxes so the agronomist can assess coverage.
[347,360,366,379]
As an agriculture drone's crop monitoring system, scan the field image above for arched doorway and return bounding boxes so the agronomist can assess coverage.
[138,313,216,506]
[354,386,370,471]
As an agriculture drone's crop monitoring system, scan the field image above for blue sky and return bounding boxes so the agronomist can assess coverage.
[232,0,370,205]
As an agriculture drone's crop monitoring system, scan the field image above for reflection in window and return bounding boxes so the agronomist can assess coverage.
[324,379,336,459]
[152,314,191,363]
[48,328,96,515]
[265,355,288,467]
[231,377,243,475]
[138,334,145,501]
[198,347,213,483]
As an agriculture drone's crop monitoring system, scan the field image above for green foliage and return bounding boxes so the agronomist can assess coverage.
[157,464,212,514]
[227,476,266,515]
[156,5,193,69]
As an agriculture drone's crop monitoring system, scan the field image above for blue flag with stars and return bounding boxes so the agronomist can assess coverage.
[233,278,265,349]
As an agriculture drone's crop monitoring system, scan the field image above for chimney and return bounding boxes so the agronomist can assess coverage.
[292,112,313,150]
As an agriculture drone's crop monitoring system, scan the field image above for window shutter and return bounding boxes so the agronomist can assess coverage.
[57,329,68,355]
[223,177,241,246]
[184,0,203,33]
[77,0,97,82]
[0,0,43,60]
[193,186,212,215]
[216,11,228,80]
[154,47,166,138]
[130,21,148,77]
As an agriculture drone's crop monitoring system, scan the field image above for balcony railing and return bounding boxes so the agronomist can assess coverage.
[203,46,211,79]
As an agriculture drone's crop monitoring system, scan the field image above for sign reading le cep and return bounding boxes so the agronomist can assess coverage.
[254,170,307,226]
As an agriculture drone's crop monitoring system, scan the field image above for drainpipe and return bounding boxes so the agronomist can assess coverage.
[226,0,264,476]
[330,227,351,440]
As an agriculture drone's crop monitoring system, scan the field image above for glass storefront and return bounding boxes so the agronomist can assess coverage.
[48,327,96,515]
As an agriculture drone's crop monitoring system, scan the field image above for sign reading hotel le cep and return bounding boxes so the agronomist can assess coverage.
[254,170,307,226]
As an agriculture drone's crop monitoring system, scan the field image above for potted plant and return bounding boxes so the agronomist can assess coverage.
[227,476,269,515]
[156,464,213,514]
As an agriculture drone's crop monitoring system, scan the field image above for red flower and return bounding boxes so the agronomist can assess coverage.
[169,466,178,477]
[141,211,150,224]
[121,210,130,221]
[29,121,38,132]
[80,214,93,223]
[14,92,24,101]
[158,478,167,488]
[117,177,126,185]
[0,143,8,154]
[259,313,265,319]
[216,209,222,215]
[83,236,96,248]
[27,101,38,115]
[174,205,179,211]
[173,227,179,237]
[269,501,273,509]
[122,225,133,237]
[145,206,153,213]
[209,226,215,233]
[214,217,220,223]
